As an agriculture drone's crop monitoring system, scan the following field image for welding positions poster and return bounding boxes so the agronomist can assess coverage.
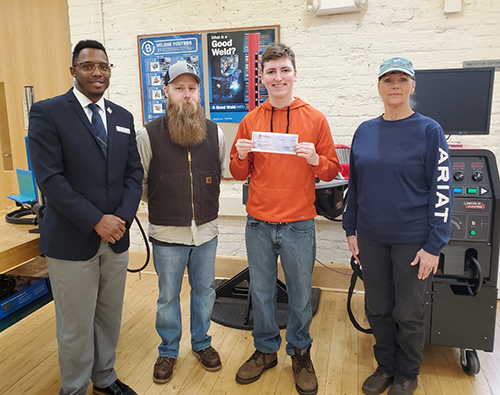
[208,28,276,123]
[138,34,204,123]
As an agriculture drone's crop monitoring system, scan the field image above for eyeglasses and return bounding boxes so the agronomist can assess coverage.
[73,62,114,74]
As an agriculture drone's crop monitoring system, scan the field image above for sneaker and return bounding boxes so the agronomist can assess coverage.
[92,379,137,395]
[291,346,318,395]
[388,377,418,395]
[153,356,176,384]
[192,346,222,371]
[235,349,278,384]
[362,368,394,395]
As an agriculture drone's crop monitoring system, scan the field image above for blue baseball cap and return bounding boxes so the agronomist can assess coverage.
[378,57,415,78]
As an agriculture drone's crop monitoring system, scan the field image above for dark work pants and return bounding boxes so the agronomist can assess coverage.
[358,235,432,380]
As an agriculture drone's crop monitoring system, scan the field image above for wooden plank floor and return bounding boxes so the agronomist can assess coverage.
[1,273,500,394]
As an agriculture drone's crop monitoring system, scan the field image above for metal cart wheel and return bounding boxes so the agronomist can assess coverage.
[460,348,481,376]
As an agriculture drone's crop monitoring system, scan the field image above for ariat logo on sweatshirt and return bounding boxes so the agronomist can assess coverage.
[435,147,450,222]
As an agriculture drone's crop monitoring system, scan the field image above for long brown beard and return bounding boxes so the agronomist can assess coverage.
[167,97,207,146]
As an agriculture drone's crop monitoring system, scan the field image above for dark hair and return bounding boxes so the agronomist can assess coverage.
[260,42,296,71]
[72,40,107,65]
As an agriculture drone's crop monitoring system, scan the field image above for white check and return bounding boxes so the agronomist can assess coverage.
[251,131,298,155]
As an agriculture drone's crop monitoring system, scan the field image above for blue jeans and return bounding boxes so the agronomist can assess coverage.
[245,215,316,356]
[358,234,431,380]
[152,237,217,358]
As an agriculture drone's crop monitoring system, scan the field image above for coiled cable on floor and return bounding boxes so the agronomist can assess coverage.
[0,275,17,300]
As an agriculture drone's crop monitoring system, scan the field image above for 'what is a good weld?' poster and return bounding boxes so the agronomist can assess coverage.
[208,29,275,123]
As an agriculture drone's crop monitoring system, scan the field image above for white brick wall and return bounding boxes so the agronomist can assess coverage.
[67,0,500,263]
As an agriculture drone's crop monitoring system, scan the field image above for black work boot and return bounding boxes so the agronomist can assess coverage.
[362,368,394,394]
[388,377,418,395]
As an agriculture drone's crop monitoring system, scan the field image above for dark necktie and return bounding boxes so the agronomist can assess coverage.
[88,103,108,157]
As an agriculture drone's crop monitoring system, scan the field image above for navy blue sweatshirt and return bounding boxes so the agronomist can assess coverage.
[342,112,452,256]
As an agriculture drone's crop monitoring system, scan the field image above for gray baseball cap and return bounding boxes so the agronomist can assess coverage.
[165,62,201,84]
[378,57,415,78]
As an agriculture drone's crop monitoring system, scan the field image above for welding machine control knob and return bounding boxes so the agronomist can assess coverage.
[453,171,465,182]
[472,171,484,182]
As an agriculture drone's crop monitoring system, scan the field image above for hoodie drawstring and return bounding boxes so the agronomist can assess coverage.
[270,106,290,134]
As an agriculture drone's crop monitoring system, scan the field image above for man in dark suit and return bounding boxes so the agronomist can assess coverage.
[28,39,143,395]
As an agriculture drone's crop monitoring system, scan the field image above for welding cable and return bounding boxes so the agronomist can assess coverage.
[127,216,150,273]
[0,275,17,301]
[466,256,483,296]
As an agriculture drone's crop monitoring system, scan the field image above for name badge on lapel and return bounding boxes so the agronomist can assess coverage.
[116,126,131,134]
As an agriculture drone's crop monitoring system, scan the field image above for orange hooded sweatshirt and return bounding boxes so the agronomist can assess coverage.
[230,98,340,223]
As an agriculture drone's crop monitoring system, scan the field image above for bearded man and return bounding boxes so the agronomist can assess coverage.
[136,61,226,384]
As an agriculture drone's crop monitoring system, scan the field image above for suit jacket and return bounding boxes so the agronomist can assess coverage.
[28,89,143,260]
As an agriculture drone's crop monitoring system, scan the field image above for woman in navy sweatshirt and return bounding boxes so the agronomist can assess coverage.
[342,57,452,395]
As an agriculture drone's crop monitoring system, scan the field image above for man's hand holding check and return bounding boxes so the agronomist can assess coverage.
[235,131,319,166]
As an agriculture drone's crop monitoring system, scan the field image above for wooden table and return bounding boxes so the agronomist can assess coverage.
[0,211,40,274]
[0,210,47,332]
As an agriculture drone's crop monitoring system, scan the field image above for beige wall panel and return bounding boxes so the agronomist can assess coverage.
[0,0,72,210]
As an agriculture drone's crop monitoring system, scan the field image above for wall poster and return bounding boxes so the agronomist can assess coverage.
[138,34,204,124]
[138,26,279,125]
[207,28,276,123]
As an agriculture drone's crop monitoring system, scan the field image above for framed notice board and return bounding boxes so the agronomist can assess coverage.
[138,25,279,125]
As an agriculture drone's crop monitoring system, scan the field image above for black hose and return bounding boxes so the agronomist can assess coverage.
[5,205,36,225]
[127,215,151,273]
[347,256,372,334]
[466,256,483,296]
[0,275,17,300]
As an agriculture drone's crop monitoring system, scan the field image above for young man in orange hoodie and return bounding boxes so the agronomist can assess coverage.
[230,42,340,395]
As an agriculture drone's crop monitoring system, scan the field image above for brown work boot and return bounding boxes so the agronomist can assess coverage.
[362,368,394,394]
[235,349,278,384]
[192,346,222,371]
[153,356,176,384]
[388,377,418,395]
[291,346,318,395]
